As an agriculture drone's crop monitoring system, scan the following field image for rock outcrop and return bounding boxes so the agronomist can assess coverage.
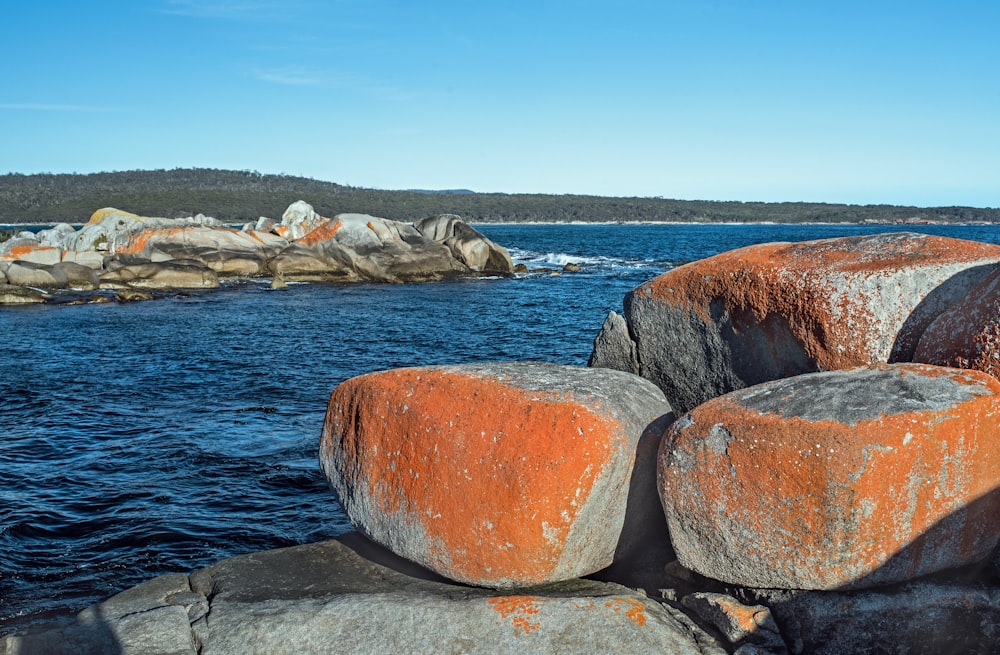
[414,214,514,273]
[2,536,724,655]
[658,363,1000,590]
[0,202,514,302]
[590,232,1000,413]
[320,362,672,587]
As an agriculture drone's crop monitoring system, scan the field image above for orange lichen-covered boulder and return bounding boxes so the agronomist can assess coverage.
[320,362,671,588]
[591,232,1000,413]
[658,363,1000,591]
[914,266,1000,378]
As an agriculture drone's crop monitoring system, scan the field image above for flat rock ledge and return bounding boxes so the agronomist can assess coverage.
[1,536,723,655]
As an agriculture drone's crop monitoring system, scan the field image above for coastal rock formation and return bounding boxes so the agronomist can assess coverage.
[0,283,47,304]
[415,214,514,273]
[658,363,1000,590]
[913,265,1000,378]
[114,224,286,277]
[320,362,671,587]
[591,232,1000,413]
[0,202,513,300]
[2,536,723,655]
[100,259,221,289]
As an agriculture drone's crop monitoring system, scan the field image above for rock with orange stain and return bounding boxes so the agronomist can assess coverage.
[658,363,1000,590]
[0,236,63,266]
[591,232,1000,413]
[681,592,784,650]
[914,266,1000,379]
[320,362,671,587]
[115,225,283,277]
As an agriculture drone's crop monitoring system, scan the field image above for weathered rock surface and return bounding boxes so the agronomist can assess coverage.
[0,283,48,304]
[0,203,514,301]
[415,214,514,273]
[3,260,65,288]
[114,224,285,277]
[681,592,786,653]
[658,363,1000,590]
[592,232,1000,413]
[587,310,639,375]
[914,265,1000,378]
[3,536,725,655]
[100,259,220,289]
[755,581,1000,655]
[320,362,672,587]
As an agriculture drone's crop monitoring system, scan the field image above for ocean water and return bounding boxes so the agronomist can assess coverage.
[3,222,1000,632]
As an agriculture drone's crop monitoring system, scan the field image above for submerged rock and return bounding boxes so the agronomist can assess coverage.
[320,362,672,588]
[658,363,1000,590]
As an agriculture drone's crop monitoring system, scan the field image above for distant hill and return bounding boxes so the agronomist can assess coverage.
[1,168,998,225]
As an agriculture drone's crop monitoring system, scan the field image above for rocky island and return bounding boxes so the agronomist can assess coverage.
[5,232,1000,654]
[0,200,513,304]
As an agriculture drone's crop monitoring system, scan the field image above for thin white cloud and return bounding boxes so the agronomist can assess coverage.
[251,68,418,102]
[252,67,326,86]
[0,103,126,112]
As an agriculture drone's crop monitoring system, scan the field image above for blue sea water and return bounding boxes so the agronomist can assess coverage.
[3,222,1000,632]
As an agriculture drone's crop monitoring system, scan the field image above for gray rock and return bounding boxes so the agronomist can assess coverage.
[192,537,722,655]
[100,259,220,289]
[3,574,198,655]
[588,311,639,374]
[0,284,48,304]
[415,214,514,273]
[757,582,1000,655]
[4,261,66,288]
[4,537,727,655]
[52,262,99,290]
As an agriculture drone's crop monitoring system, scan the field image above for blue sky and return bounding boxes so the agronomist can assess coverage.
[2,1,998,207]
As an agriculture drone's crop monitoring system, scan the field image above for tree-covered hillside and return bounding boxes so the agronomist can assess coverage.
[1,168,997,224]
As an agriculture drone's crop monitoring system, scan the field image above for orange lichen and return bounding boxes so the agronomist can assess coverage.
[116,226,191,255]
[660,364,1000,587]
[322,368,623,584]
[487,596,542,635]
[636,235,1000,371]
[603,597,648,626]
[298,219,343,246]
[4,244,59,260]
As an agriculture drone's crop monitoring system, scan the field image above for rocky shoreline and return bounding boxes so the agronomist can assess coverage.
[0,201,515,305]
[6,231,1000,654]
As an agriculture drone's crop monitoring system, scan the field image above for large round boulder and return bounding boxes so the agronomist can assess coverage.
[320,362,671,588]
[591,232,1000,413]
[658,363,1000,590]
[913,265,1000,378]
